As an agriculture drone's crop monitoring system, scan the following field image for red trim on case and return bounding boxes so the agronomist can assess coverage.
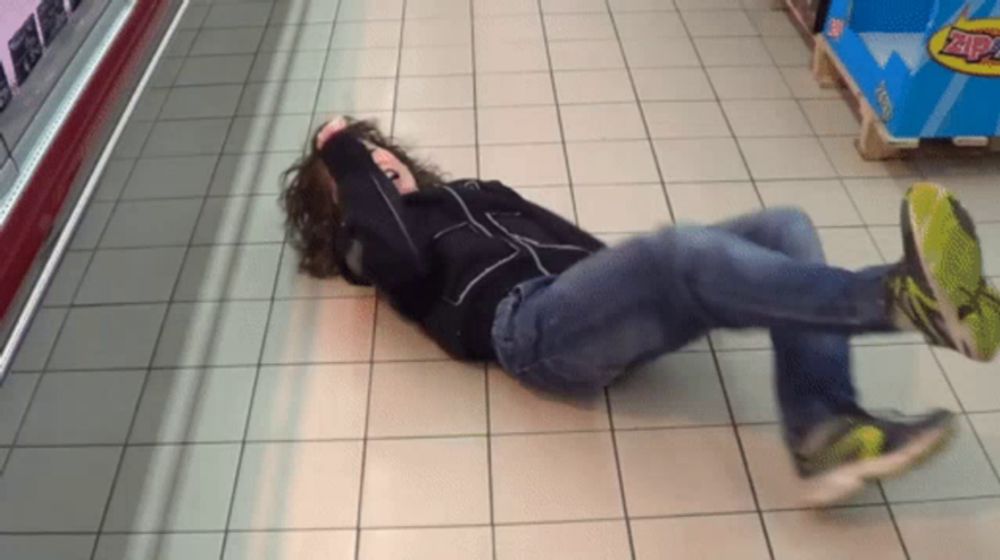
[0,0,171,319]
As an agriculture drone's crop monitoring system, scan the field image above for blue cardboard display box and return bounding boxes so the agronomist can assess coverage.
[816,0,1000,158]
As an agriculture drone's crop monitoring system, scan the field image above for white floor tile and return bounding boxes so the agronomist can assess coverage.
[488,365,610,434]
[560,103,646,142]
[262,298,375,364]
[479,144,568,186]
[94,533,224,560]
[223,531,355,560]
[361,437,490,527]
[549,40,625,70]
[0,446,120,531]
[683,10,756,37]
[0,374,38,444]
[155,301,271,367]
[575,184,671,233]
[50,304,167,370]
[0,535,95,560]
[104,443,241,531]
[19,370,144,445]
[971,412,1000,468]
[494,521,631,560]
[567,140,660,185]
[623,37,701,68]
[397,75,474,110]
[765,507,907,560]
[614,12,686,40]
[478,106,562,145]
[316,78,396,113]
[44,253,88,306]
[123,155,219,200]
[476,72,554,107]
[801,99,860,136]
[617,427,755,516]
[816,227,885,270]
[475,42,549,73]
[882,416,1000,502]
[405,18,472,47]
[668,181,761,223]
[609,352,730,429]
[329,21,401,49]
[722,99,813,137]
[400,45,473,76]
[695,37,774,67]
[174,244,283,301]
[655,138,749,182]
[893,498,1000,560]
[739,137,835,180]
[632,67,715,101]
[248,363,369,440]
[10,307,66,371]
[367,360,486,437]
[757,179,862,227]
[131,367,256,443]
[708,66,792,100]
[631,514,770,560]
[492,432,623,523]
[394,109,475,147]
[193,195,286,244]
[359,527,492,560]
[373,303,449,360]
[545,14,616,41]
[230,441,363,529]
[644,101,731,139]
[75,248,186,304]
[936,350,1000,412]
[324,48,399,79]
[554,70,634,104]
[101,198,203,248]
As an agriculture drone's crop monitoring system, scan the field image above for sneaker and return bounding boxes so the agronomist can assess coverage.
[888,182,1000,362]
[794,408,956,507]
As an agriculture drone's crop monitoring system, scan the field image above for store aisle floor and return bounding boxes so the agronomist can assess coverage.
[3,0,1000,558]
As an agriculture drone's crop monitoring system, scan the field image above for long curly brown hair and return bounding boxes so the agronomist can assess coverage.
[281,118,445,278]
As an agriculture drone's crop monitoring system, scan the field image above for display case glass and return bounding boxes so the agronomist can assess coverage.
[0,0,134,221]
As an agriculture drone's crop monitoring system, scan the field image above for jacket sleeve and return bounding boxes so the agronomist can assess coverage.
[320,133,428,289]
[484,181,606,252]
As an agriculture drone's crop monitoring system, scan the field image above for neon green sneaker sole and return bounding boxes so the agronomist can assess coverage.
[903,182,1000,361]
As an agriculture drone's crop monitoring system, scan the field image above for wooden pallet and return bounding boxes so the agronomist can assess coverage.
[812,35,995,160]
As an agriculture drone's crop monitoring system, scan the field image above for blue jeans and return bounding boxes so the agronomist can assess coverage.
[492,207,897,448]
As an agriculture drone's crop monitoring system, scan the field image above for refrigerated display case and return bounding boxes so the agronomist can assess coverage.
[0,0,185,379]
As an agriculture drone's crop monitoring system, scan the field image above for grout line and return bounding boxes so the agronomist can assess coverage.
[6,492,1000,538]
[881,488,914,560]
[603,0,677,223]
[11,410,996,449]
[535,0,582,228]
[353,6,409,558]
[604,387,637,559]
[465,2,499,557]
[84,3,244,554]
[704,337,777,560]
[673,9,766,211]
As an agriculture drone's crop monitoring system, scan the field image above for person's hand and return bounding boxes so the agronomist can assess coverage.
[315,116,349,150]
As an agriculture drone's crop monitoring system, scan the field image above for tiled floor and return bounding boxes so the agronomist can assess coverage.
[3,0,1000,558]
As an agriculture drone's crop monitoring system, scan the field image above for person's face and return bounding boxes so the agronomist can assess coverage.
[365,141,418,196]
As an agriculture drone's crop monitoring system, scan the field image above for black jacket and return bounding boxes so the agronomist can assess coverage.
[322,134,605,360]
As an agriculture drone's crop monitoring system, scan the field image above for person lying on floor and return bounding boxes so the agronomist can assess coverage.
[281,116,1000,506]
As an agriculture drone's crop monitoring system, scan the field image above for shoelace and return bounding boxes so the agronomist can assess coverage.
[892,277,951,345]
[957,279,1000,320]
